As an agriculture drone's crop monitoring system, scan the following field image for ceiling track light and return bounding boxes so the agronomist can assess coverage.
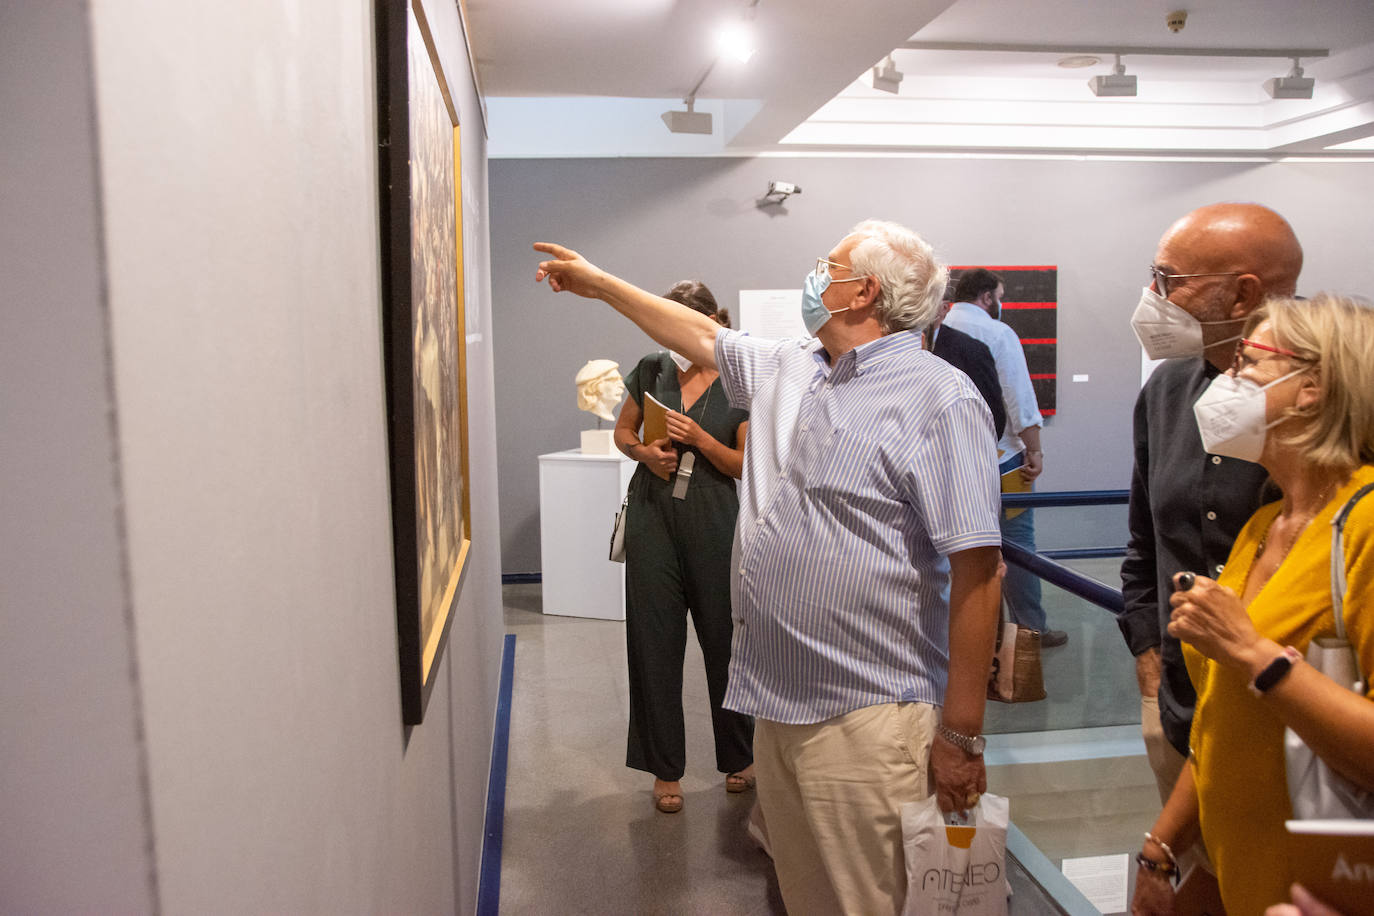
[872,56,903,94]
[1265,57,1315,99]
[661,1,760,135]
[661,95,713,134]
[1089,53,1137,97]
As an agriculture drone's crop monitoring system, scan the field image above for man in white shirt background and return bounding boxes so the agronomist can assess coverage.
[943,267,1066,647]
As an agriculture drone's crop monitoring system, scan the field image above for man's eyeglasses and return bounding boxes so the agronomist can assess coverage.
[815,257,853,279]
[1149,265,1240,298]
[1231,337,1302,375]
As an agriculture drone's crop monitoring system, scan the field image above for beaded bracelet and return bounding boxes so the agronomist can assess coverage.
[1143,831,1179,870]
[1134,852,1179,885]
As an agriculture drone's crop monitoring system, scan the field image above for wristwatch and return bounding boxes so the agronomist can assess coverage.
[936,724,986,756]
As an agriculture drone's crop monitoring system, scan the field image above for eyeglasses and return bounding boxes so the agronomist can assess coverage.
[815,257,853,278]
[814,257,867,284]
[1149,264,1241,298]
[1231,337,1303,375]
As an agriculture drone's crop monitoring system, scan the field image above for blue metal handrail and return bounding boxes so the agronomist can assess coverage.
[1042,547,1126,560]
[997,489,1128,612]
[1002,540,1124,615]
[1000,489,1128,508]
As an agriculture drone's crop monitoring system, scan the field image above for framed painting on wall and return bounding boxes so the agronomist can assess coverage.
[947,265,1059,416]
[376,0,471,725]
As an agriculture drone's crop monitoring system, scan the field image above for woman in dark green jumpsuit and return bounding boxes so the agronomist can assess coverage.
[612,280,753,814]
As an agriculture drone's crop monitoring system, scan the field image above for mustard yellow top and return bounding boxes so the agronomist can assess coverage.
[1184,465,1374,915]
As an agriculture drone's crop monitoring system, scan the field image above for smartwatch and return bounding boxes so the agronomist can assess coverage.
[1249,646,1302,697]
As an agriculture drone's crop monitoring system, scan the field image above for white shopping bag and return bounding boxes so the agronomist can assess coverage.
[900,794,1010,916]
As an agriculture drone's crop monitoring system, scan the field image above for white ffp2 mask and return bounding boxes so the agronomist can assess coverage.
[1130,286,1242,360]
[1193,368,1304,463]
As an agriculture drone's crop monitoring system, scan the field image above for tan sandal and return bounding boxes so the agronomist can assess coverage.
[725,772,756,794]
[653,791,684,813]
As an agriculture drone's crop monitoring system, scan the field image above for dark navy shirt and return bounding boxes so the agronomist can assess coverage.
[1119,357,1272,755]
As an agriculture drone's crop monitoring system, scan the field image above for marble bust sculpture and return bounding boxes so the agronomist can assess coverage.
[574,359,625,423]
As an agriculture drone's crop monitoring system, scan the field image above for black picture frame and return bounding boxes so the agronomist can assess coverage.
[376,0,472,726]
[947,265,1059,416]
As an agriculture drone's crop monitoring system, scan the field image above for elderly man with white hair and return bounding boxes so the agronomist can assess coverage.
[534,220,1002,915]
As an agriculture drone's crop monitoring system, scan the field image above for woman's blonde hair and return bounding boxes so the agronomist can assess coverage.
[1248,293,1374,471]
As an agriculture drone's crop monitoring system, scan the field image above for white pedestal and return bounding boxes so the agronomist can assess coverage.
[538,449,636,620]
[579,429,616,455]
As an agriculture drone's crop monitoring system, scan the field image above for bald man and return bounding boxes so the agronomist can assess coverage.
[1121,202,1303,813]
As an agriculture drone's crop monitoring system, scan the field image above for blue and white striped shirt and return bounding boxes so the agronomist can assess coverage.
[715,328,1001,724]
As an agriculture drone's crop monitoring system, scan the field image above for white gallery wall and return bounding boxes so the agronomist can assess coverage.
[489,154,1374,575]
[2,1,503,912]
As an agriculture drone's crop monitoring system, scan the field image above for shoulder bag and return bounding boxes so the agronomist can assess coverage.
[986,599,1046,704]
[608,495,628,563]
[1284,481,1374,819]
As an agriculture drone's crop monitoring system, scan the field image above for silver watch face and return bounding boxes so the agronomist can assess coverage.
[969,735,987,755]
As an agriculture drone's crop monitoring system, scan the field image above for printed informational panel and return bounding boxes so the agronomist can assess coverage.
[739,288,806,340]
[948,266,1058,416]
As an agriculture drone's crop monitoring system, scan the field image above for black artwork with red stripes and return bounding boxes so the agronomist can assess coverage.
[947,265,1058,417]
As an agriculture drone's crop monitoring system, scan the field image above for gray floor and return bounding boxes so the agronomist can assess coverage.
[498,563,1157,914]
[500,582,785,915]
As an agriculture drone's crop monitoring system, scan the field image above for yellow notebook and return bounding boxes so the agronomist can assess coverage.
[1000,463,1030,520]
[642,392,669,446]
[1283,819,1374,913]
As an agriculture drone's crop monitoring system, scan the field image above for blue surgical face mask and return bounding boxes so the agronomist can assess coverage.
[800,270,859,336]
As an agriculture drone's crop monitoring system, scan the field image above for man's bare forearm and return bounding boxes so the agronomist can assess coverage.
[944,546,1002,734]
[534,242,721,368]
[593,272,721,370]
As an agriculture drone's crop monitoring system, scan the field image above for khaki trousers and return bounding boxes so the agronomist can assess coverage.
[754,702,937,916]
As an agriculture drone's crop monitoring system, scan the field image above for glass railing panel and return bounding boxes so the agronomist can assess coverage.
[987,493,1149,914]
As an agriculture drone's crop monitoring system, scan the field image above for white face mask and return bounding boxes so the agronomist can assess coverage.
[1130,286,1242,360]
[667,350,692,372]
[1193,367,1305,463]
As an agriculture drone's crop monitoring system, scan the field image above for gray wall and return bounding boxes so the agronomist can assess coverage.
[3,1,502,912]
[491,156,1374,574]
[1,2,155,910]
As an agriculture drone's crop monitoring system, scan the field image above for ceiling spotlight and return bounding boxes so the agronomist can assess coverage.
[872,56,903,94]
[1088,54,1137,97]
[661,96,713,135]
[717,21,756,63]
[1265,57,1314,99]
[1058,55,1100,69]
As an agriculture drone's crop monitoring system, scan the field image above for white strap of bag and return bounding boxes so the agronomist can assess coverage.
[1328,481,1374,681]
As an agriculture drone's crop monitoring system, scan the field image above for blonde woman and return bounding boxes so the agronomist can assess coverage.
[1132,294,1374,914]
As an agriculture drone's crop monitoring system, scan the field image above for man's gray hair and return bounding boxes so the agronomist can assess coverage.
[848,219,948,333]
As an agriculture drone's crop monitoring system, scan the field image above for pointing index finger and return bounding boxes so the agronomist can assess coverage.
[533,241,575,260]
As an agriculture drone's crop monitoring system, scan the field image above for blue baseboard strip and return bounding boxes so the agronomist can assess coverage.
[501,572,542,585]
[476,633,517,916]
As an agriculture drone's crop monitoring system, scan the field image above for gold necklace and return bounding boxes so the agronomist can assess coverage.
[1245,482,1339,595]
